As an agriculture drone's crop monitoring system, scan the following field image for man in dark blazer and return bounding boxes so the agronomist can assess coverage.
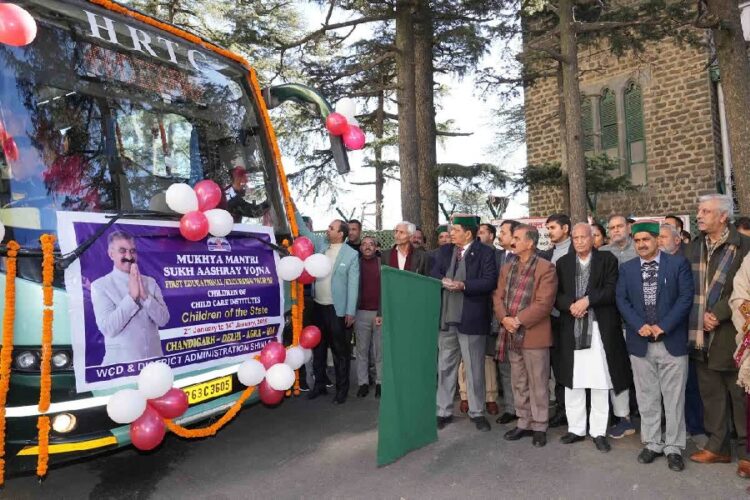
[431,215,498,432]
[381,221,428,275]
[555,223,632,453]
[616,220,694,472]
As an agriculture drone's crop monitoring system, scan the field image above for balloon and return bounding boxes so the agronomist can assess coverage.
[291,237,314,260]
[204,208,233,237]
[258,341,286,369]
[335,98,357,122]
[342,125,366,150]
[301,348,313,364]
[180,211,209,241]
[0,4,37,47]
[304,253,332,279]
[299,325,322,349]
[193,179,222,211]
[0,221,5,242]
[148,388,189,419]
[165,183,199,214]
[265,363,295,391]
[107,389,147,424]
[237,358,266,387]
[297,270,315,285]
[2,136,18,162]
[325,112,349,136]
[284,346,305,370]
[0,121,6,142]
[258,379,284,405]
[137,362,174,399]
[130,405,166,451]
[277,256,304,281]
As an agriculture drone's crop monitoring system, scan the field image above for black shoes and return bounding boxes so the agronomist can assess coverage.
[471,416,491,432]
[504,427,533,441]
[548,411,567,428]
[560,432,585,444]
[375,384,381,398]
[637,448,664,464]
[593,436,611,453]
[667,453,685,471]
[356,384,369,397]
[332,393,347,405]
[532,431,546,447]
[307,386,327,400]
[496,412,518,425]
[437,416,453,430]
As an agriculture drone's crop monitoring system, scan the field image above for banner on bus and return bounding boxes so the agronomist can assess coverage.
[57,212,284,392]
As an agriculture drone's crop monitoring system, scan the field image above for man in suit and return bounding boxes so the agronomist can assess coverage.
[432,215,498,432]
[555,223,631,453]
[381,221,428,275]
[494,224,558,447]
[616,220,694,471]
[295,211,360,404]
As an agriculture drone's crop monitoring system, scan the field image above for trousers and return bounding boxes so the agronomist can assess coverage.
[696,358,747,459]
[566,387,610,437]
[459,357,498,403]
[312,303,352,397]
[509,348,550,432]
[355,310,381,385]
[437,330,486,418]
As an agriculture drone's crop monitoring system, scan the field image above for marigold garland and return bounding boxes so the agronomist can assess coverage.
[36,416,50,477]
[36,234,56,478]
[165,386,255,438]
[0,241,20,486]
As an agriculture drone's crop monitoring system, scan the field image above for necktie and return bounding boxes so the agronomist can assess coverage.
[457,246,464,261]
[641,261,659,324]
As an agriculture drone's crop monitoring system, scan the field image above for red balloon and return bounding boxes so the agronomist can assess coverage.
[325,112,349,136]
[297,270,315,285]
[291,237,314,260]
[130,405,166,451]
[342,125,365,150]
[299,325,322,349]
[258,379,284,405]
[259,341,286,369]
[149,388,189,419]
[0,121,6,143]
[0,4,37,47]
[2,136,18,162]
[193,179,222,211]
[180,211,209,241]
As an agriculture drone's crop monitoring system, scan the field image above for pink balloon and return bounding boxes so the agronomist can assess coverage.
[193,180,222,211]
[0,4,37,47]
[258,379,284,405]
[291,237,314,260]
[342,125,365,150]
[325,112,349,136]
[297,270,315,285]
[0,121,6,143]
[2,136,18,162]
[149,388,189,419]
[130,405,166,451]
[259,341,286,369]
[299,325,322,349]
[180,211,209,241]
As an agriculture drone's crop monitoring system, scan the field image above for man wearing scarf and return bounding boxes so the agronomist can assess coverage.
[685,194,750,477]
[381,221,428,275]
[494,224,557,447]
[432,215,498,432]
[616,221,694,472]
[554,223,631,453]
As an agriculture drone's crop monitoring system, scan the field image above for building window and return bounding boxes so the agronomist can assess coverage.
[599,88,618,158]
[624,81,647,184]
[581,95,595,152]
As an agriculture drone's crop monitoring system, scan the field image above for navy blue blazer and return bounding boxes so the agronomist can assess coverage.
[615,251,694,357]
[431,241,498,336]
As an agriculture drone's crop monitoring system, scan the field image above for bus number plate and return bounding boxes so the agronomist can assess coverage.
[183,376,233,404]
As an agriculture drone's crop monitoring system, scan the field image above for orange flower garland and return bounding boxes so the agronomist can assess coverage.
[0,241,20,485]
[165,386,255,438]
[36,234,55,477]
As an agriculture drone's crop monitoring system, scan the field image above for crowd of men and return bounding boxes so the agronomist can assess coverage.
[295,193,750,476]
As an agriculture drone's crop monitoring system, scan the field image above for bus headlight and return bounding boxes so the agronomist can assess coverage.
[14,351,38,370]
[51,413,77,434]
[52,351,71,369]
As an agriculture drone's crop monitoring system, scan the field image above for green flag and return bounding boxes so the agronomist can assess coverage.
[377,266,441,466]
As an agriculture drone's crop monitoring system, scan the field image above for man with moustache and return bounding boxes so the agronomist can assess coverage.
[91,231,170,365]
[659,223,684,257]
[382,221,428,274]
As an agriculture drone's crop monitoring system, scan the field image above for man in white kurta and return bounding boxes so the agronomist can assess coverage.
[91,231,170,365]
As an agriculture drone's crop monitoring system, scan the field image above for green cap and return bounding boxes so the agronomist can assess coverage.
[631,220,659,236]
[451,215,480,228]
[436,224,449,234]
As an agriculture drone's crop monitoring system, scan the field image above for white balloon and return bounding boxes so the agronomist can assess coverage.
[284,346,305,370]
[204,208,234,237]
[277,256,304,281]
[265,363,295,391]
[0,222,5,243]
[237,358,266,387]
[165,183,199,214]
[304,253,332,278]
[335,98,357,122]
[137,362,174,399]
[302,348,313,364]
[107,388,147,424]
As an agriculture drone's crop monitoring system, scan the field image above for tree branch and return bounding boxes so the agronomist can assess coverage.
[437,130,473,137]
[277,13,395,51]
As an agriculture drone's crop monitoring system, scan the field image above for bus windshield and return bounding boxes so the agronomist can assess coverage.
[0,2,288,249]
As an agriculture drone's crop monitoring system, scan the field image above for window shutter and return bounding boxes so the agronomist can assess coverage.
[599,88,618,150]
[625,82,644,143]
[581,96,594,152]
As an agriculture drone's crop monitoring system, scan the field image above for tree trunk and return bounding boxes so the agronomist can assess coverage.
[415,0,438,247]
[374,90,385,231]
[396,0,421,223]
[708,0,750,214]
[559,0,587,223]
[556,61,572,215]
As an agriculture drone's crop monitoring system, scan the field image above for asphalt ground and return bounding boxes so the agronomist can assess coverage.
[3,385,749,499]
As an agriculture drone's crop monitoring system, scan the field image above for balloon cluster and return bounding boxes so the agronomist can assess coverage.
[277,237,332,285]
[0,3,37,47]
[165,181,233,241]
[325,98,365,151]
[106,363,189,451]
[236,326,322,405]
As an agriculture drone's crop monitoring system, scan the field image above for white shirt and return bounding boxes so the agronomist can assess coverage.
[397,245,409,270]
[314,243,343,305]
[639,251,662,267]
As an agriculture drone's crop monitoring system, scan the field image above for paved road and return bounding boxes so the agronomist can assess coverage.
[4,389,749,499]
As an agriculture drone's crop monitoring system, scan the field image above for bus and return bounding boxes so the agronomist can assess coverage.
[0,0,346,473]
